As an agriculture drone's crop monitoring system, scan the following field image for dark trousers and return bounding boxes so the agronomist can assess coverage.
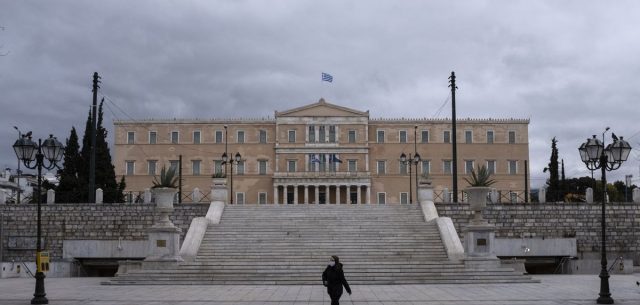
[331,297,340,305]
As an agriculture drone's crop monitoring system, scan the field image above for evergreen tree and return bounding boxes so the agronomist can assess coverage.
[545,137,560,202]
[78,109,92,202]
[117,176,127,203]
[56,127,81,203]
[94,100,120,203]
[561,159,566,200]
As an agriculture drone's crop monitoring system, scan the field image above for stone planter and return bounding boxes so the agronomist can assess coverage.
[153,187,176,210]
[466,186,491,224]
[211,178,228,203]
[151,187,177,227]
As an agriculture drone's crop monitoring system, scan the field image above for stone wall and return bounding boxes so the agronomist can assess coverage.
[1,203,638,264]
[436,202,640,263]
[0,204,208,262]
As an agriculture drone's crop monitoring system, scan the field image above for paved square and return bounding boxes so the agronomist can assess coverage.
[0,275,639,305]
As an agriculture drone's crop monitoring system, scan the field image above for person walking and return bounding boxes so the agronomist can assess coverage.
[322,255,351,305]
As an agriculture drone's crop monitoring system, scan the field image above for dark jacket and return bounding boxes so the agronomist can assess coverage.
[322,263,351,298]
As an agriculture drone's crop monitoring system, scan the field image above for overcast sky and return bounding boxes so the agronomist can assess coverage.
[1,1,639,189]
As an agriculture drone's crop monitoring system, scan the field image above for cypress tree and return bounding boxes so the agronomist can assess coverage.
[56,127,81,203]
[561,159,566,201]
[78,109,92,202]
[117,176,127,203]
[546,137,560,202]
[94,100,121,203]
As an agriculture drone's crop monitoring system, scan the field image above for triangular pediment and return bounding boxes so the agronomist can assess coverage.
[276,98,368,117]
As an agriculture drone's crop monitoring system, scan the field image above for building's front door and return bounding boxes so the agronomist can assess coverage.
[350,192,357,204]
[319,191,326,204]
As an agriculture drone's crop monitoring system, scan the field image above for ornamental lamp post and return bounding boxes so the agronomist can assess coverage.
[400,152,421,203]
[578,132,631,304]
[221,152,241,204]
[13,133,64,305]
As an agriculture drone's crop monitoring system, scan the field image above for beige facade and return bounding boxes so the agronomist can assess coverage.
[114,99,530,204]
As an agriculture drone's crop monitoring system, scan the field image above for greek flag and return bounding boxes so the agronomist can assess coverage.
[329,154,343,163]
[322,72,333,82]
[310,154,321,163]
[333,154,343,163]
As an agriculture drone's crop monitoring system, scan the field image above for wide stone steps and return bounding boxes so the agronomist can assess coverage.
[109,204,537,285]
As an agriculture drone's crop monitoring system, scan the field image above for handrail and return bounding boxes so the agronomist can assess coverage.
[22,262,34,278]
[554,256,574,274]
[608,256,624,273]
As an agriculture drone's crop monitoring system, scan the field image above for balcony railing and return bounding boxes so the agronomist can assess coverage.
[273,171,371,179]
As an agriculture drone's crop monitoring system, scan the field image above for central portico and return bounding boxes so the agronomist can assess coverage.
[273,98,372,204]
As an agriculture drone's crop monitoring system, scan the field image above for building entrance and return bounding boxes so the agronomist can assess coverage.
[350,192,357,204]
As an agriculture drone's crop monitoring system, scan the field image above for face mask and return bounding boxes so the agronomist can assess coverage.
[329,261,335,266]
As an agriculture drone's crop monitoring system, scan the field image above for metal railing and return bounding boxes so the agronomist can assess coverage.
[433,190,529,203]
[273,171,371,179]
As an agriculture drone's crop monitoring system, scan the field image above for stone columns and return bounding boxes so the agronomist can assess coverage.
[293,185,299,204]
[633,188,640,203]
[366,186,371,204]
[284,185,289,204]
[356,185,362,204]
[336,185,341,204]
[443,188,450,203]
[315,185,320,204]
[0,191,6,204]
[274,185,279,204]
[304,185,309,204]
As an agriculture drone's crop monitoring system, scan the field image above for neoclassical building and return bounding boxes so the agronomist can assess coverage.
[114,99,530,204]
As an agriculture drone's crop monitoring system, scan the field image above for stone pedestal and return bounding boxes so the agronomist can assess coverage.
[96,188,104,204]
[489,188,498,203]
[586,188,593,203]
[192,187,202,203]
[463,223,500,269]
[144,225,183,264]
[144,187,183,268]
[538,188,546,203]
[47,189,55,204]
[143,188,152,204]
[633,188,640,203]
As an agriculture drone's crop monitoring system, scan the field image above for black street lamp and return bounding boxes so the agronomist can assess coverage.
[13,133,64,305]
[413,125,420,203]
[578,131,632,304]
[223,125,228,175]
[13,126,22,204]
[400,152,421,203]
[221,152,241,204]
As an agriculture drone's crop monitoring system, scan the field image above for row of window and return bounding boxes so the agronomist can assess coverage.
[127,130,267,145]
[375,130,516,144]
[125,158,520,176]
[126,129,518,145]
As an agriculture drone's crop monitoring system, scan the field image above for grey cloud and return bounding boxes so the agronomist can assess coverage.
[1,0,639,187]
